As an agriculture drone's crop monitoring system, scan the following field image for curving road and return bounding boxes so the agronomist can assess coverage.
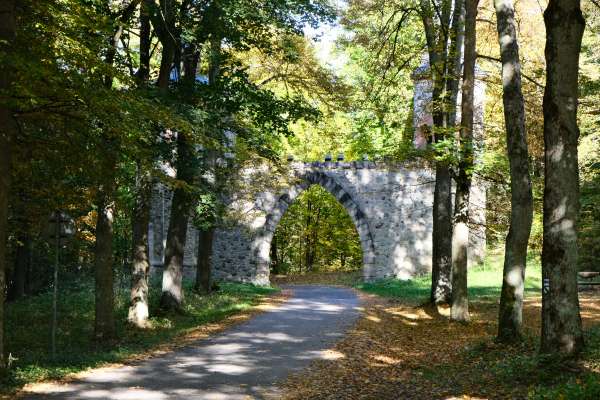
[22,286,360,400]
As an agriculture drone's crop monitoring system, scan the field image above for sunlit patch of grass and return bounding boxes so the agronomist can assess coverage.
[356,252,542,304]
[2,279,277,394]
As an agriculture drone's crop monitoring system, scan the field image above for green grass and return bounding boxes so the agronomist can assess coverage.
[2,278,277,394]
[356,251,600,398]
[356,252,542,304]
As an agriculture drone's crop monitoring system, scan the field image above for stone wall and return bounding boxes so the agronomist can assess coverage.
[148,160,487,284]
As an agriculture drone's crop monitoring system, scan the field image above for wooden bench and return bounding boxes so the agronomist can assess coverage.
[578,272,600,288]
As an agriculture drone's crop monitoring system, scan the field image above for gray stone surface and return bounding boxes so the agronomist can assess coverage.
[149,161,487,285]
[22,286,361,400]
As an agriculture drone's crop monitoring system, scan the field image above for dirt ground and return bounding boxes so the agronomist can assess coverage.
[278,292,600,400]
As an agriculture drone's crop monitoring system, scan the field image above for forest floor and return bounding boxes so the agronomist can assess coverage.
[277,255,600,399]
[2,281,283,397]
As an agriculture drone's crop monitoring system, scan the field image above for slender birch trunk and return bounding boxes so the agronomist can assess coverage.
[451,0,478,322]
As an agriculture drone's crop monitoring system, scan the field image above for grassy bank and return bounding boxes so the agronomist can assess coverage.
[2,279,277,394]
[357,252,542,304]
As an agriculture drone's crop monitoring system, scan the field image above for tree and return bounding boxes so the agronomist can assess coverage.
[94,0,142,341]
[494,0,534,343]
[160,133,198,311]
[540,0,585,356]
[128,165,152,327]
[419,0,459,305]
[94,174,117,341]
[0,0,16,370]
[450,0,478,323]
[127,8,154,327]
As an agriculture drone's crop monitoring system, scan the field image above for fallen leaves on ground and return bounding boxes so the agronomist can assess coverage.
[279,293,600,400]
[272,271,363,286]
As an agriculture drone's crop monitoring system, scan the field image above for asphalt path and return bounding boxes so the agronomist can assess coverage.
[22,285,360,400]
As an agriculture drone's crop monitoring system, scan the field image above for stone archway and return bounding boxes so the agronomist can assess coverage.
[148,160,487,285]
[252,170,377,284]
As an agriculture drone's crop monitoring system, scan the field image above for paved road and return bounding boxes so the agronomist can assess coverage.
[22,286,360,400]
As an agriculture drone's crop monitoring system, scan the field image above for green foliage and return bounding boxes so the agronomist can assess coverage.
[1,279,277,394]
[273,185,362,274]
[530,374,600,400]
[336,0,424,160]
[193,192,221,231]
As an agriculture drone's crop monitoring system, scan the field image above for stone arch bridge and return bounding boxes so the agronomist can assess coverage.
[148,160,486,285]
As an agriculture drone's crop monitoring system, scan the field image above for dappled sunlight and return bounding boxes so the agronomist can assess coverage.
[372,354,402,365]
[365,314,381,323]
[281,291,600,399]
[383,307,434,321]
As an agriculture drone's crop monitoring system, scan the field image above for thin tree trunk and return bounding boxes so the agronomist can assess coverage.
[195,228,214,294]
[183,44,200,85]
[12,232,30,301]
[93,2,136,340]
[0,0,16,369]
[158,41,175,90]
[160,133,196,311]
[149,0,177,90]
[431,165,453,303]
[451,0,478,323]
[304,199,313,272]
[540,0,585,356]
[128,167,152,327]
[94,183,116,341]
[128,6,153,327]
[136,0,151,83]
[270,236,280,275]
[495,0,534,343]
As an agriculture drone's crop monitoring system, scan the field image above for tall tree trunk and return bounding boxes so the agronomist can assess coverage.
[431,1,465,305]
[495,0,534,343]
[0,0,16,369]
[183,44,200,85]
[420,0,455,305]
[136,0,151,83]
[94,183,116,341]
[195,228,214,294]
[94,1,137,339]
[128,6,153,327]
[160,134,196,311]
[11,232,30,301]
[128,167,152,327]
[157,40,175,90]
[150,0,177,90]
[450,0,478,323]
[540,0,585,356]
